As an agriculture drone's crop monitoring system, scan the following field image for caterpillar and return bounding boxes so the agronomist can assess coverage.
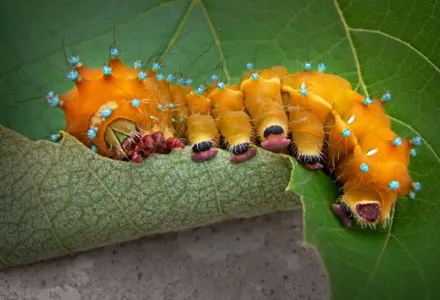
[45,43,423,229]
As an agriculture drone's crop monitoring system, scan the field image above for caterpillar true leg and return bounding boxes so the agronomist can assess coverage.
[104,118,139,160]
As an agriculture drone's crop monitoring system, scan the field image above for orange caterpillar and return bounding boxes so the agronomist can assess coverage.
[46,45,423,228]
[281,69,419,226]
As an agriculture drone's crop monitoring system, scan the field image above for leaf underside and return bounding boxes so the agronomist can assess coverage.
[1,1,440,300]
[0,125,300,268]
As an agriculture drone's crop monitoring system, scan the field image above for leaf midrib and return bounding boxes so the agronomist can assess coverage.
[331,1,436,298]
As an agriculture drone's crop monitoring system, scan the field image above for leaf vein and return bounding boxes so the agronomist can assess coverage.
[349,28,440,73]
[12,140,72,255]
[333,3,406,296]
[354,207,394,300]
[203,162,227,217]
[391,233,429,298]
[160,0,196,61]
[333,0,369,97]
[78,153,144,234]
[389,116,440,163]
[198,0,231,82]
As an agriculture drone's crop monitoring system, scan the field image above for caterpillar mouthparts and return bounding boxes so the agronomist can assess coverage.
[45,43,423,229]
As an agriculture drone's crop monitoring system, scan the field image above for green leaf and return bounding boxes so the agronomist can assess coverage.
[286,1,440,300]
[0,125,300,267]
[1,1,439,300]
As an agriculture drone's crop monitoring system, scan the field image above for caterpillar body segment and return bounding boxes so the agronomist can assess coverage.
[283,70,353,114]
[239,67,290,152]
[281,84,332,170]
[209,84,244,118]
[184,90,221,162]
[209,85,256,163]
[143,73,177,140]
[287,105,325,170]
[168,83,191,139]
[218,111,257,163]
[325,112,358,171]
[50,44,421,230]
[186,90,212,115]
[187,113,220,162]
[108,57,139,79]
[340,99,391,142]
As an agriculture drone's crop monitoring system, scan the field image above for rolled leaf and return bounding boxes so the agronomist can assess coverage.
[0,126,300,268]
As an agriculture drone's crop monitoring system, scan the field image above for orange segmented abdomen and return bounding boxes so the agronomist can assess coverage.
[75,64,104,80]
[282,85,332,123]
[209,86,251,142]
[281,77,334,169]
